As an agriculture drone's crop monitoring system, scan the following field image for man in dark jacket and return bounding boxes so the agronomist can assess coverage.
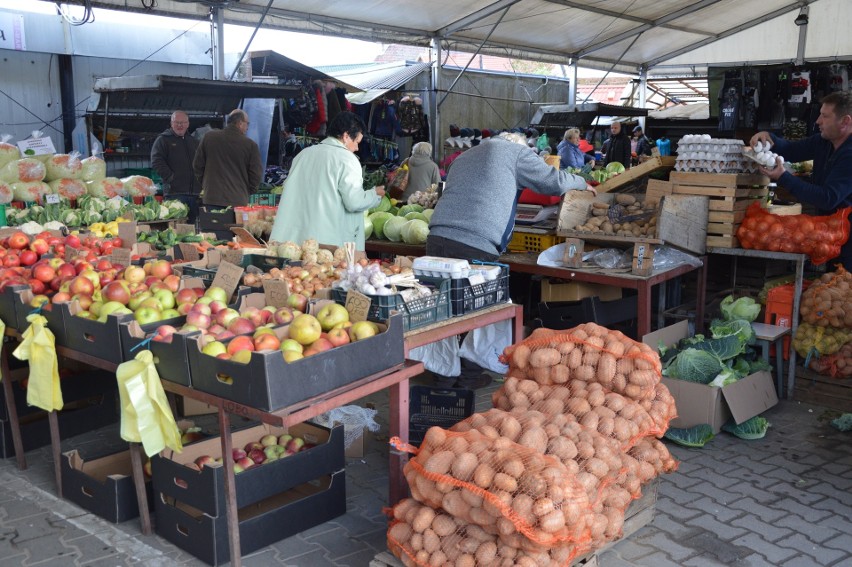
[752,90,852,270]
[150,111,200,223]
[603,121,631,169]
[194,109,263,207]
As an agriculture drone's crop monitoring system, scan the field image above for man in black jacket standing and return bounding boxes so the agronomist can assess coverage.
[603,121,632,169]
[151,111,201,223]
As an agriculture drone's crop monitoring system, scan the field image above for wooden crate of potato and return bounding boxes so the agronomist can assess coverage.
[557,191,708,255]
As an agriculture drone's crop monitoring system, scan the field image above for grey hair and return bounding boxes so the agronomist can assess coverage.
[563,128,580,142]
[495,132,527,146]
[412,142,432,156]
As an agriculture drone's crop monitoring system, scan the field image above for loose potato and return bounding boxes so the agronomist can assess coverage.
[615,194,636,205]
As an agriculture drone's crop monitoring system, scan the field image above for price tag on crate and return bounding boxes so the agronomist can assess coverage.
[178,243,199,262]
[632,243,655,276]
[211,261,245,301]
[110,247,132,268]
[344,290,371,322]
[221,248,243,266]
[45,194,61,205]
[262,279,291,308]
[118,221,137,247]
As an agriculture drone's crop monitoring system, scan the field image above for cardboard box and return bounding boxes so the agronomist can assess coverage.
[61,449,154,523]
[180,397,216,416]
[0,368,116,421]
[540,279,622,302]
[0,284,29,331]
[0,389,118,459]
[643,321,778,433]
[54,301,133,364]
[151,421,344,517]
[15,289,68,343]
[154,470,345,566]
[187,314,405,412]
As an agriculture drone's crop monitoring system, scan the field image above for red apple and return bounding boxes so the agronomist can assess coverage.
[273,306,295,325]
[253,333,281,351]
[123,265,146,284]
[57,263,76,279]
[163,274,181,293]
[194,455,216,469]
[327,327,351,347]
[303,337,333,356]
[8,232,29,250]
[102,281,131,305]
[149,260,173,280]
[32,263,56,283]
[227,317,256,336]
[215,308,240,327]
[186,310,211,330]
[68,275,95,297]
[175,288,197,305]
[286,293,308,313]
[227,335,255,355]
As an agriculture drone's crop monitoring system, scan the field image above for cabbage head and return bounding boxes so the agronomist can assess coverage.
[383,216,408,242]
[400,219,429,245]
[423,209,434,223]
[664,348,723,384]
[722,416,769,439]
[720,295,761,322]
[369,195,392,214]
[364,211,373,239]
[404,212,429,223]
[397,204,424,217]
[665,424,715,448]
[369,212,394,239]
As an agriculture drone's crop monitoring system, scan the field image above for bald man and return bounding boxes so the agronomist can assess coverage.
[193,109,263,207]
[150,110,201,222]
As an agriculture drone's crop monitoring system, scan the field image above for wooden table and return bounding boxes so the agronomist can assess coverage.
[500,253,707,337]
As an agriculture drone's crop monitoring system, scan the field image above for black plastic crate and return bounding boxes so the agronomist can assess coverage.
[241,254,293,271]
[448,263,510,316]
[330,277,451,332]
[198,207,236,230]
[409,386,475,446]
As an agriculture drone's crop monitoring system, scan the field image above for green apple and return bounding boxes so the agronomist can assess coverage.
[204,286,229,303]
[201,341,227,357]
[128,291,153,311]
[154,289,176,310]
[280,339,303,353]
[161,308,181,319]
[134,306,162,325]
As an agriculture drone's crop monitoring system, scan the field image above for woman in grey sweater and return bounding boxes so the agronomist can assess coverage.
[401,142,441,202]
[426,132,594,261]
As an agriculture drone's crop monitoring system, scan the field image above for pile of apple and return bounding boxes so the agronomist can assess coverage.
[196,300,380,364]
[193,433,312,474]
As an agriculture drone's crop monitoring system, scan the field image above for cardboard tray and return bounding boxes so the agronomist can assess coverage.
[61,449,154,523]
[0,368,116,422]
[154,470,346,566]
[53,300,133,364]
[186,314,405,412]
[151,422,343,517]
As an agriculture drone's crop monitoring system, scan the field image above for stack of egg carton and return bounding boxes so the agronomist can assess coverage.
[674,134,756,173]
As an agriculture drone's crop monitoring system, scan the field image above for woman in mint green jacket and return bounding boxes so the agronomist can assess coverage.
[270,112,385,249]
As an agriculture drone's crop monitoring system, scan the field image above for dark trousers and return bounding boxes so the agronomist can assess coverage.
[167,194,199,226]
[425,235,499,263]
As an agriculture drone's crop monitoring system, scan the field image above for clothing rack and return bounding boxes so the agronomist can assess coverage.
[364,135,399,163]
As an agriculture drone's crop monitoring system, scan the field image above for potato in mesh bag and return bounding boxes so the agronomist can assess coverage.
[388,499,586,567]
[404,427,593,549]
[501,323,661,401]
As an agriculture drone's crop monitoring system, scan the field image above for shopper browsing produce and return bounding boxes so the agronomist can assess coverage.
[557,128,596,169]
[751,90,852,269]
[400,142,440,202]
[269,112,385,249]
[426,131,593,262]
[193,109,262,207]
[150,110,200,223]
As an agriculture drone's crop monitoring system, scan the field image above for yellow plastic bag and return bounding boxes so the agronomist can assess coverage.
[116,350,182,457]
[12,314,62,411]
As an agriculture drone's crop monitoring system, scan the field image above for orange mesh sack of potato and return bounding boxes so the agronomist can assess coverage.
[799,266,852,328]
[387,498,586,567]
[492,377,676,450]
[398,426,594,550]
[500,323,662,402]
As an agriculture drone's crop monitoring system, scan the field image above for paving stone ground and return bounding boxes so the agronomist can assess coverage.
[0,380,849,566]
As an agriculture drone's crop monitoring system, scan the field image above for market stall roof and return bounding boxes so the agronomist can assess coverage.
[530,103,648,130]
[247,50,360,92]
[78,0,850,76]
[317,61,433,105]
[648,103,710,120]
[88,75,301,131]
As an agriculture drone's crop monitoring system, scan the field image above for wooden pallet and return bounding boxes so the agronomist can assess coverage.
[793,364,852,412]
[373,480,658,567]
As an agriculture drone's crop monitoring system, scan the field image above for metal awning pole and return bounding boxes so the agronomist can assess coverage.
[211,7,225,80]
[438,7,510,108]
[430,37,441,160]
[229,0,275,81]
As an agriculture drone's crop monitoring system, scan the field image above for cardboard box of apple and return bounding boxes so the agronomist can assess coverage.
[150,421,344,517]
[187,302,405,412]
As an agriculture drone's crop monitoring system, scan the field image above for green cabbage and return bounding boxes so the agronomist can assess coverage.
[404,212,429,223]
[722,416,770,439]
[423,209,434,223]
[664,348,723,384]
[664,424,715,447]
[397,204,424,217]
[364,211,373,239]
[369,212,394,239]
[383,216,408,242]
[400,219,429,244]
[369,195,392,214]
[710,318,755,346]
[720,295,761,322]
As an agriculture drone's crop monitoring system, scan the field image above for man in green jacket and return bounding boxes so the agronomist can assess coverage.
[194,109,263,207]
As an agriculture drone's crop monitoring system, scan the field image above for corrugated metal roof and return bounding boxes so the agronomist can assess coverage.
[326,62,432,91]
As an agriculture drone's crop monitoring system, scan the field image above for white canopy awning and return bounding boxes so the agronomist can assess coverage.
[73,0,852,77]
